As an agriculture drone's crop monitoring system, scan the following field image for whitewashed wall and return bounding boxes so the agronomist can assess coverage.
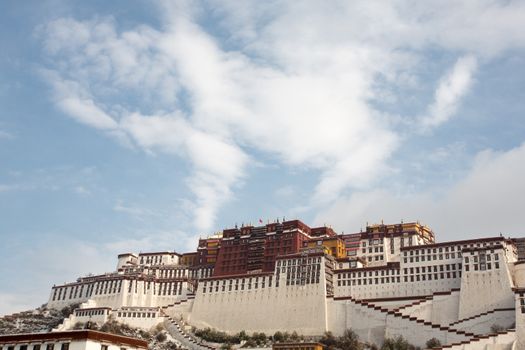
[190,274,328,335]
[459,259,515,319]
[450,309,515,335]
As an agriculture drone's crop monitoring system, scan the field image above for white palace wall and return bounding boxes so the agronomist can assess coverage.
[114,307,165,330]
[450,309,515,335]
[514,291,525,350]
[430,291,460,325]
[190,278,327,335]
[458,247,516,319]
[190,254,331,336]
[43,237,525,348]
[327,297,469,347]
[48,278,191,310]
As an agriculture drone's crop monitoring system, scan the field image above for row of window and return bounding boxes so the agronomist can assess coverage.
[202,277,274,293]
[402,272,461,282]
[140,255,165,265]
[2,344,124,350]
[366,255,384,262]
[286,277,321,286]
[403,243,499,257]
[281,264,321,274]
[337,271,461,287]
[337,261,359,269]
[117,311,157,318]
[75,309,107,317]
[464,253,499,263]
[277,257,322,267]
[465,262,499,271]
[96,280,122,295]
[54,279,190,301]
[52,283,95,301]
[153,268,187,278]
[282,262,322,286]
[404,264,461,275]
[337,269,400,279]
[128,281,184,296]
[363,246,384,254]
[338,277,401,286]
[1,343,69,350]
[403,252,461,263]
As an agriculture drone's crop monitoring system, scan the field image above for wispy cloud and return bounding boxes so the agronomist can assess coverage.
[37,1,525,233]
[73,185,91,196]
[113,199,160,218]
[0,184,20,193]
[316,141,525,239]
[420,55,478,130]
[0,129,14,140]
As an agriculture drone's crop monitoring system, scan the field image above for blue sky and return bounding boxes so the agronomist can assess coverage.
[1,0,525,315]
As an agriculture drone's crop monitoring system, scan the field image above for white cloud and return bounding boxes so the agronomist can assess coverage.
[0,184,18,192]
[38,1,525,232]
[275,185,295,198]
[315,141,525,240]
[420,55,478,130]
[0,129,14,140]
[73,186,91,196]
[42,70,119,130]
[113,199,160,218]
[120,113,248,231]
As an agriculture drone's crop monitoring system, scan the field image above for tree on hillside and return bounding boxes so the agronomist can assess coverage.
[320,331,338,350]
[339,329,363,350]
[425,338,441,348]
[273,331,284,342]
[380,336,419,350]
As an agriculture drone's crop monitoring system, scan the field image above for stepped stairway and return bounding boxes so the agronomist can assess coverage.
[363,288,515,337]
[427,329,516,349]
[160,293,196,311]
[342,295,476,347]
[349,296,476,338]
[163,313,216,350]
[448,308,515,329]
[394,296,434,314]
[160,294,216,350]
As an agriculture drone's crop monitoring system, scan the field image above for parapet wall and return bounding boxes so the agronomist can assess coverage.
[190,274,328,335]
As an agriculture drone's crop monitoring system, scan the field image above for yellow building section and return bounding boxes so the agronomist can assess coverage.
[181,252,199,266]
[366,221,435,243]
[304,237,346,259]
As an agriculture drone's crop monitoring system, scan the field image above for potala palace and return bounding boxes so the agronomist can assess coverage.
[44,220,525,349]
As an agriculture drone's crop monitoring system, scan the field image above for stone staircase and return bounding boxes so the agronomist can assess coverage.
[163,313,216,350]
[345,296,475,347]
[448,308,515,330]
[426,329,515,350]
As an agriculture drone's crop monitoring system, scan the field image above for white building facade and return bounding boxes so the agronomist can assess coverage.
[0,330,147,350]
[45,225,525,349]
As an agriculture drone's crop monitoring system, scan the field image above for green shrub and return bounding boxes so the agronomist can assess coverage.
[241,339,257,348]
[380,336,419,350]
[339,329,363,350]
[156,332,167,342]
[273,331,284,342]
[425,338,441,348]
[490,324,504,333]
[72,322,84,330]
[319,330,364,350]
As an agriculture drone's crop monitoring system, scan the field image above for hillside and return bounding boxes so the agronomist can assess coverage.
[0,305,179,350]
[0,304,72,334]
